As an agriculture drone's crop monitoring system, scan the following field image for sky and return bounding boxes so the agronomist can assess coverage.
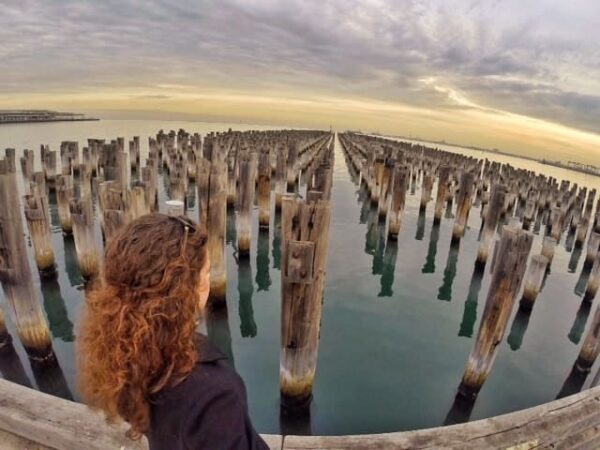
[1,0,599,164]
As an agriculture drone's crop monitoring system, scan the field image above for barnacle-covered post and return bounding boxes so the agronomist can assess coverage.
[280,193,331,409]
[459,226,533,397]
[0,151,55,364]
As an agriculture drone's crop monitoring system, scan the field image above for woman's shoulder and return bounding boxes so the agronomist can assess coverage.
[155,334,244,405]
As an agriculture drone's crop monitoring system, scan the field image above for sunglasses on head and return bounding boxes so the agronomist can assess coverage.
[170,215,197,233]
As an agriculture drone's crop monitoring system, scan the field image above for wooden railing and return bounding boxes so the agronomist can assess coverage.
[1,378,599,450]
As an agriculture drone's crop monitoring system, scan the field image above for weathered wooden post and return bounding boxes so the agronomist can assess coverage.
[420,173,434,212]
[584,251,600,302]
[280,194,331,409]
[196,158,211,225]
[0,152,55,363]
[275,146,287,211]
[520,254,550,309]
[237,153,256,256]
[452,172,475,243]
[377,159,393,220]
[585,232,600,267]
[459,226,533,397]
[576,303,600,371]
[165,199,184,217]
[257,148,271,229]
[476,185,506,268]
[388,166,409,240]
[207,162,228,304]
[69,196,100,280]
[433,165,450,224]
[55,175,73,235]
[23,194,56,277]
[541,236,557,265]
[286,141,298,191]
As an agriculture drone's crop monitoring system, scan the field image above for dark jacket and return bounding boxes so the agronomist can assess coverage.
[147,334,269,450]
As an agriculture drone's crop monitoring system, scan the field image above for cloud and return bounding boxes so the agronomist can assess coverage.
[0,0,599,135]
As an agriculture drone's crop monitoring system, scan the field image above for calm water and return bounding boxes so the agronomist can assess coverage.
[1,119,600,435]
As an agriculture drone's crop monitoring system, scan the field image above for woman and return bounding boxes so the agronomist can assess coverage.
[78,213,269,450]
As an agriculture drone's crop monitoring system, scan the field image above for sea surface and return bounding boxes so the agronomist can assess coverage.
[1,119,600,435]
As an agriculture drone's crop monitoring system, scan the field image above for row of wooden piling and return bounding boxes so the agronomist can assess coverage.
[338,131,600,403]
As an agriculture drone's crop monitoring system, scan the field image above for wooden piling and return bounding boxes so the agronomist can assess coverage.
[23,194,55,277]
[280,195,331,409]
[459,226,533,397]
[196,158,211,225]
[521,254,550,308]
[584,251,600,303]
[541,236,557,265]
[237,154,257,256]
[0,152,54,363]
[377,159,393,220]
[434,166,450,224]
[420,174,434,212]
[55,175,73,235]
[207,162,228,304]
[257,148,271,229]
[388,166,409,240]
[476,185,506,267]
[452,172,475,243]
[68,196,100,280]
[586,232,600,266]
[576,303,600,371]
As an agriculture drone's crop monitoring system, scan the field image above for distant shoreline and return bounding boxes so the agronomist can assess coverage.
[371,132,600,179]
[0,110,99,125]
[0,118,100,125]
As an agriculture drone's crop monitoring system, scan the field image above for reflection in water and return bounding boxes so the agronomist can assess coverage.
[568,301,592,345]
[280,404,312,436]
[438,243,460,301]
[206,305,235,367]
[41,279,75,342]
[256,230,271,292]
[444,392,476,425]
[444,200,454,219]
[358,187,370,224]
[507,302,533,351]
[458,269,484,338]
[379,239,398,297]
[186,182,196,210]
[48,190,61,229]
[422,223,440,274]
[238,259,257,338]
[0,343,33,388]
[564,228,575,253]
[568,246,582,273]
[226,209,237,248]
[365,206,385,275]
[272,212,282,270]
[32,358,74,400]
[556,364,589,399]
[574,265,592,297]
[63,235,84,287]
[415,209,426,241]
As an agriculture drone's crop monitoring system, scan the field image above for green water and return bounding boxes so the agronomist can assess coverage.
[1,120,600,435]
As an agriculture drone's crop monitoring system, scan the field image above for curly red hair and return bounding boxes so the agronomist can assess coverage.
[77,213,208,439]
